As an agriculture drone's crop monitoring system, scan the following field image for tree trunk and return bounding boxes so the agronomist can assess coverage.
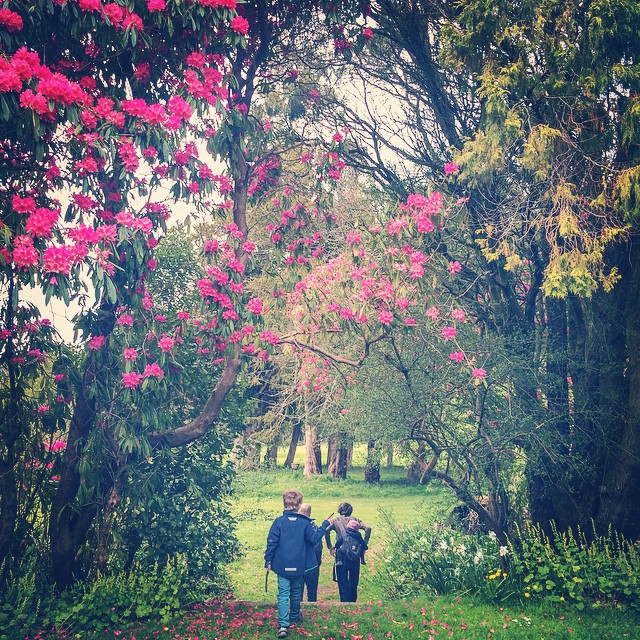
[49,342,109,591]
[327,437,348,479]
[386,444,394,468]
[284,420,302,468]
[595,236,640,538]
[263,442,278,467]
[96,473,124,573]
[304,424,321,476]
[364,440,380,483]
[326,436,336,471]
[0,277,21,573]
[313,437,322,474]
[406,441,426,481]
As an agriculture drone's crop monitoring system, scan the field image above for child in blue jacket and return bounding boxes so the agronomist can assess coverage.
[264,489,330,638]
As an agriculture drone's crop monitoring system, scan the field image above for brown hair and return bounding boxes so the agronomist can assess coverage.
[282,489,303,511]
[337,502,353,516]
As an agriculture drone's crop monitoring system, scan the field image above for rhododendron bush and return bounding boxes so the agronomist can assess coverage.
[0,0,379,590]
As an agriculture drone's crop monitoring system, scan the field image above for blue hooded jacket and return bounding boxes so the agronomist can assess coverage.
[264,510,329,577]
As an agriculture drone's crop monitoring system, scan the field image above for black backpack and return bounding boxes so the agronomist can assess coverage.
[340,534,362,563]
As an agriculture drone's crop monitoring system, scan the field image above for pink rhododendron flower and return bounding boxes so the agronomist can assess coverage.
[448,260,462,274]
[12,235,39,269]
[43,246,74,275]
[122,371,143,389]
[177,311,190,320]
[88,335,106,350]
[426,306,440,321]
[229,15,249,34]
[260,330,280,345]
[123,348,138,362]
[26,207,59,238]
[158,334,174,352]
[444,161,460,175]
[12,195,36,214]
[449,351,465,363]
[143,362,164,378]
[247,297,263,315]
[79,0,102,11]
[378,310,394,325]
[472,367,487,380]
[0,8,24,32]
[346,232,361,245]
[117,314,134,327]
[54,373,64,382]
[204,239,219,253]
[442,326,457,340]
[451,309,466,322]
[147,0,165,10]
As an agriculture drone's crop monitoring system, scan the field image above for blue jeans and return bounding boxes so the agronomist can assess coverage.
[277,574,304,628]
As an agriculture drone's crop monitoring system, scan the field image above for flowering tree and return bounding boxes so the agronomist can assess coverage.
[0,0,377,589]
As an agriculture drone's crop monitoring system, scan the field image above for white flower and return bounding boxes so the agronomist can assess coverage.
[473,550,484,565]
[454,567,461,577]
[455,544,467,556]
[439,540,449,551]
[488,531,498,542]
[499,545,509,557]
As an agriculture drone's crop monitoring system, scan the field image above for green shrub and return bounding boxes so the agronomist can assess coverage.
[508,522,640,610]
[373,513,510,599]
[50,556,194,633]
[374,514,640,612]
[0,545,60,640]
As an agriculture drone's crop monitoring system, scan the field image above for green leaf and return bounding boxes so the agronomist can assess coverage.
[105,275,117,304]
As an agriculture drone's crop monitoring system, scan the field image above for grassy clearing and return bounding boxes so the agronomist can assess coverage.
[228,462,453,602]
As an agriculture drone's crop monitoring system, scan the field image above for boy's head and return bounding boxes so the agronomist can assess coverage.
[299,503,312,517]
[347,519,360,530]
[282,489,303,511]
[337,502,353,516]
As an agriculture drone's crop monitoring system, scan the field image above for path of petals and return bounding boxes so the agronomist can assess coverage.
[109,597,585,640]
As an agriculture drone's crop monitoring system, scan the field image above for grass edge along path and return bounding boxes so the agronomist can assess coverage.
[91,596,638,640]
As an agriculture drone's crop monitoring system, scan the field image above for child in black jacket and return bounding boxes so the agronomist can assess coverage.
[334,519,368,602]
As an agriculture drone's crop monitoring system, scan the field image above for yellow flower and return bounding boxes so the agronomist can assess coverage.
[560,596,565,601]
[525,592,530,598]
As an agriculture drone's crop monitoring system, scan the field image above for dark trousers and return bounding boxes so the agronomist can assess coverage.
[303,565,320,602]
[336,559,360,602]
